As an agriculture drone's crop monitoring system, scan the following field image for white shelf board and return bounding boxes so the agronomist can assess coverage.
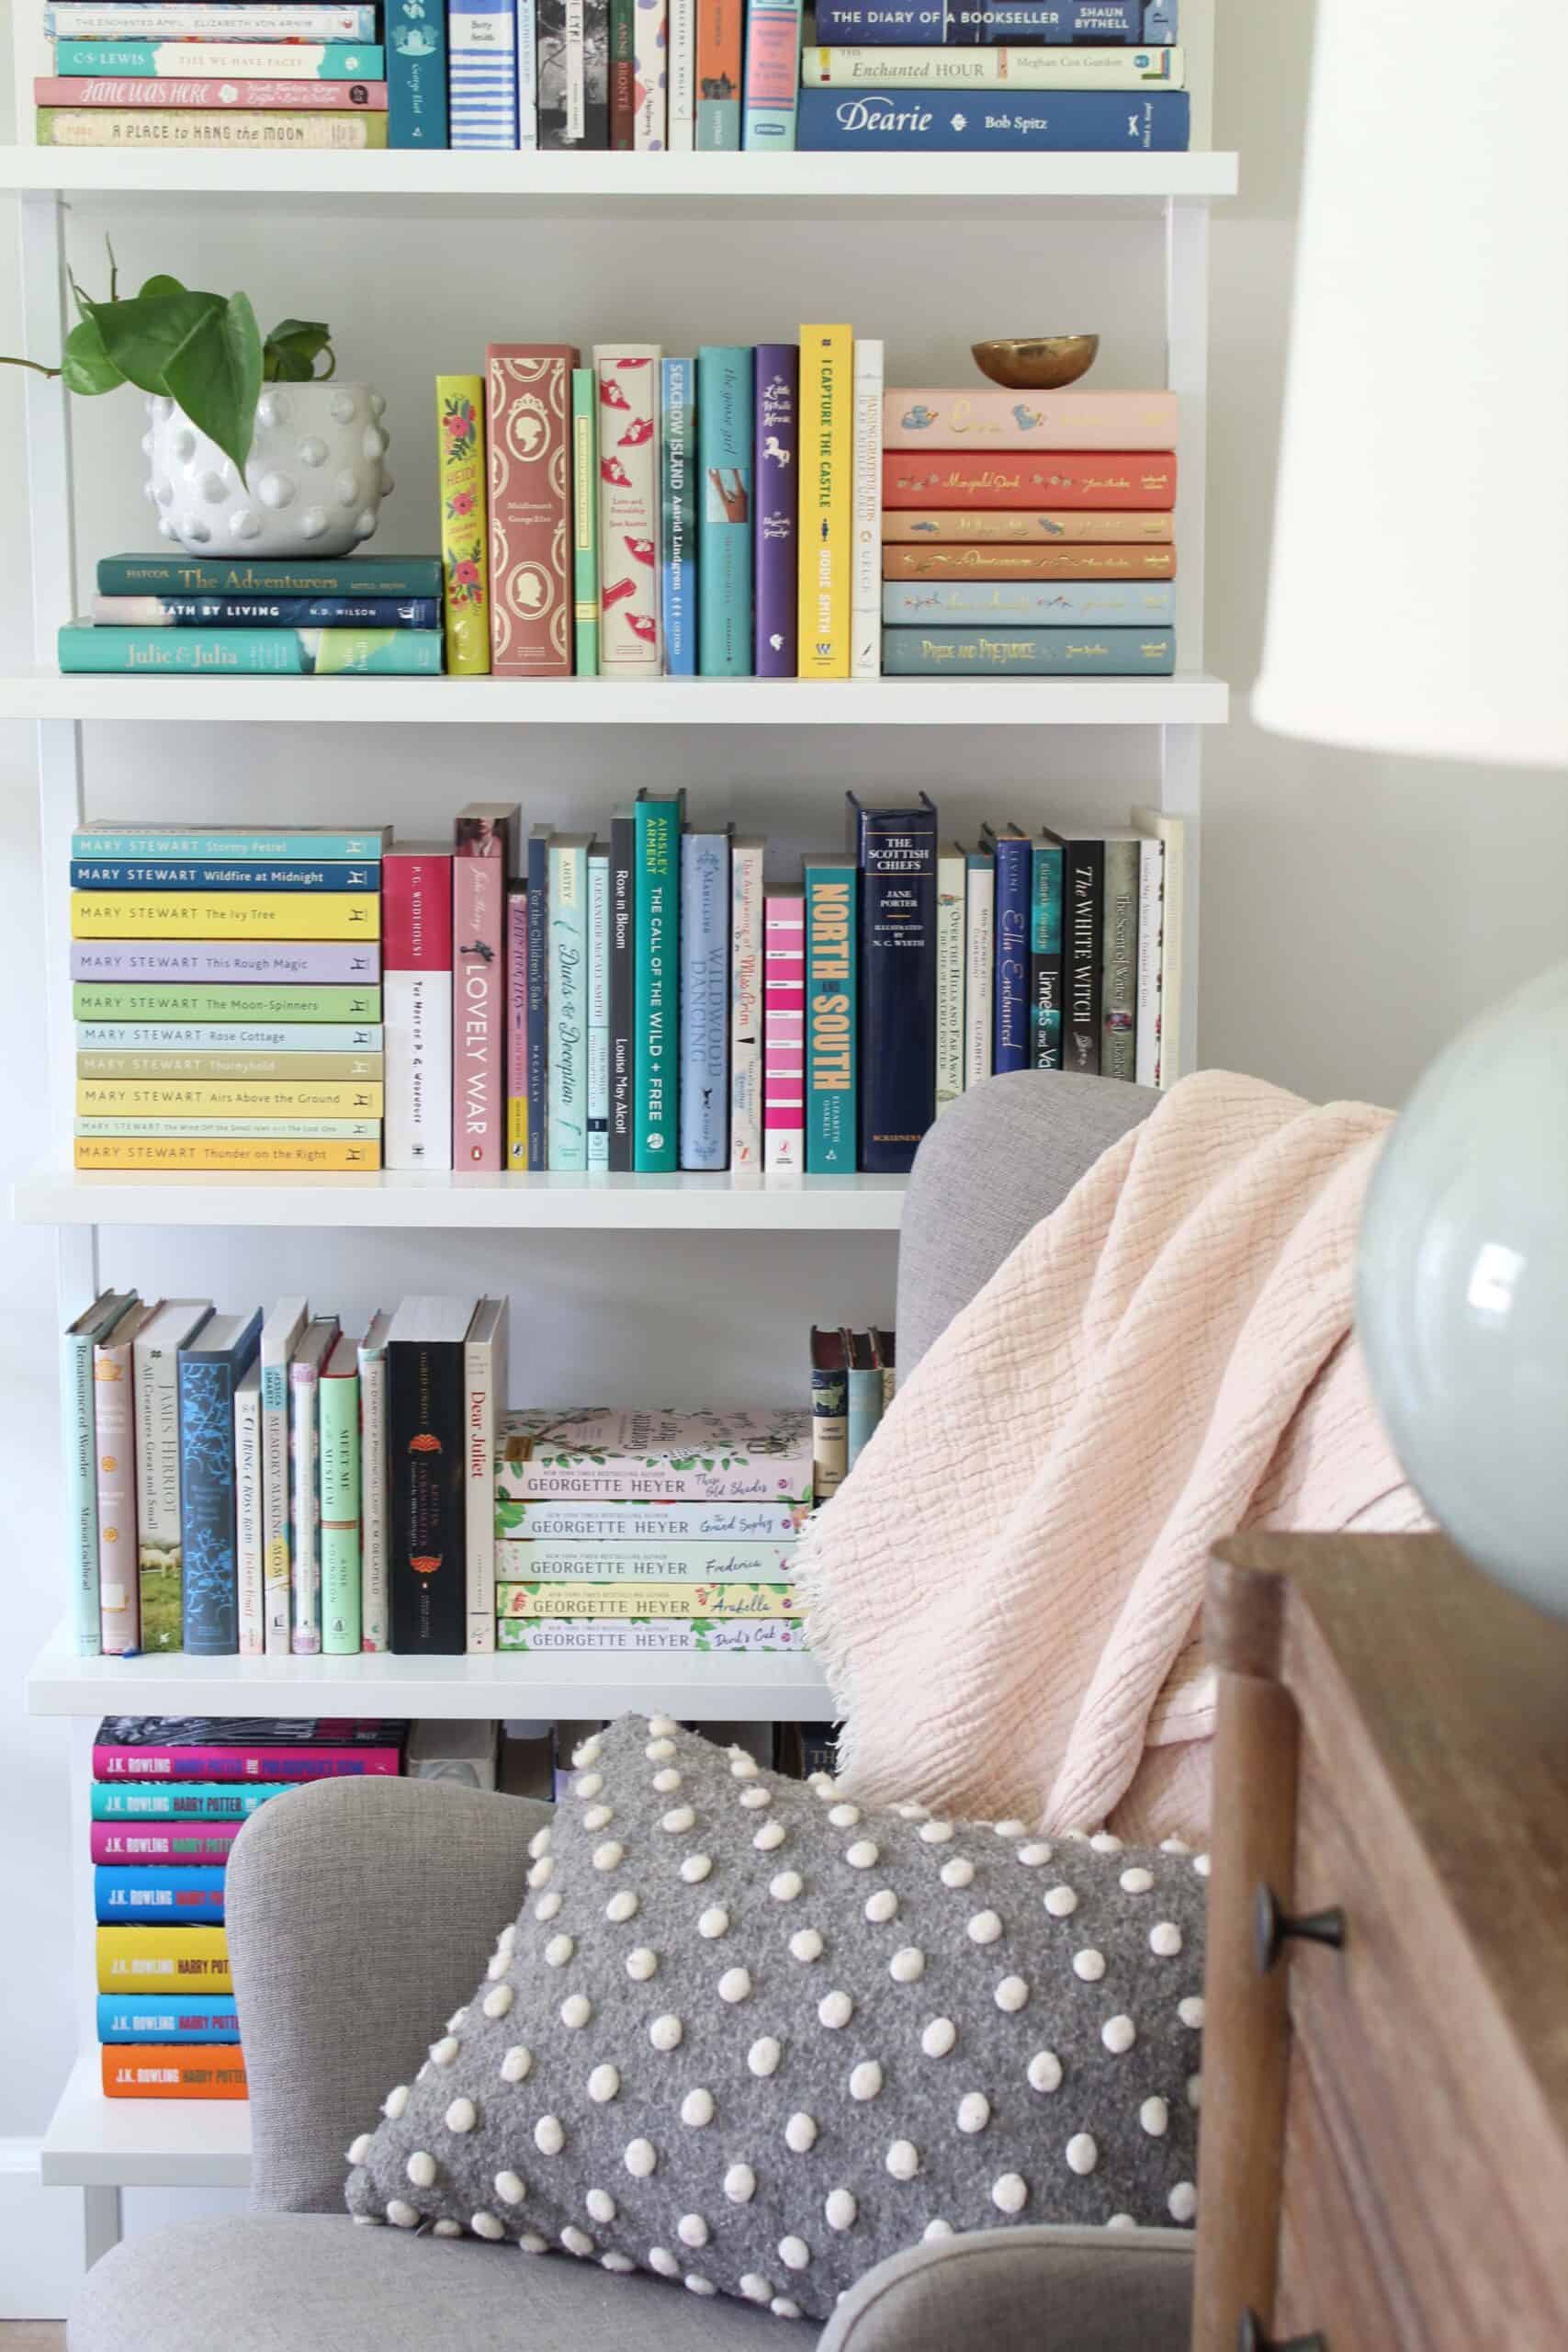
[42,2045,252,2190]
[0,669,1229,727]
[27,1618,835,1723]
[1,148,1239,212]
[12,1166,908,1230]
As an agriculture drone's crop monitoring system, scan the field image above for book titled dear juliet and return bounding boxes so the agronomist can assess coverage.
[496,1408,813,1500]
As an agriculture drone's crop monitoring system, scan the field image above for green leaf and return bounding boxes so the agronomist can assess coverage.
[60,314,123,398]
[264,317,334,384]
[161,290,264,482]
[138,274,186,300]
[90,287,225,396]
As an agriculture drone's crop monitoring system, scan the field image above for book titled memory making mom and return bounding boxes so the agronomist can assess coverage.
[811,0,1175,39]
[496,1408,815,1502]
[91,1716,409,1780]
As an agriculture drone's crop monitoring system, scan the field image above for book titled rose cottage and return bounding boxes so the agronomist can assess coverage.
[496,1407,812,1501]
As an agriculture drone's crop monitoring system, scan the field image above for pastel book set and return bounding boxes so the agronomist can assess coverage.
[32,0,1185,150]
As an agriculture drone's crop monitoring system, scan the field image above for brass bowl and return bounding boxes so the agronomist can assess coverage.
[971,334,1100,390]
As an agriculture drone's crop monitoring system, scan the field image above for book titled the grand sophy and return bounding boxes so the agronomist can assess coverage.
[497,1408,814,1501]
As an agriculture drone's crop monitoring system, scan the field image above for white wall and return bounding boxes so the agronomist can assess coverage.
[1,0,1565,2312]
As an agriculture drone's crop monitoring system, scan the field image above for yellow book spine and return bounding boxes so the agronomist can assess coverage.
[507,1089,527,1169]
[436,374,491,677]
[71,893,382,942]
[74,1137,382,1171]
[797,323,854,680]
[76,1082,383,1118]
[497,1581,799,1619]
[96,1924,231,1994]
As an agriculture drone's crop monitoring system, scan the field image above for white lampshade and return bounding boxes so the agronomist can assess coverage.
[1254,0,1568,767]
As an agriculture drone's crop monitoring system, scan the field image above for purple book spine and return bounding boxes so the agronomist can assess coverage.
[71,943,383,983]
[753,342,799,678]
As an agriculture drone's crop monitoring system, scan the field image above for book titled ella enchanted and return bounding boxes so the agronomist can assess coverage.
[849,790,937,1173]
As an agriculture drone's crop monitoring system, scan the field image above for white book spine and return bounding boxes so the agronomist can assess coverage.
[935,845,966,1111]
[233,1372,265,1657]
[667,0,694,148]
[587,847,610,1172]
[632,0,667,148]
[1134,833,1164,1090]
[260,1298,306,1657]
[964,863,995,1090]
[385,967,453,1170]
[851,336,885,680]
[465,1310,506,1655]
[516,0,539,144]
[133,1335,180,1556]
[729,840,764,1170]
[357,1335,389,1653]
[289,1363,321,1656]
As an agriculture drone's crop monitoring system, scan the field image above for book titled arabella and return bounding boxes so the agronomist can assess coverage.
[497,1408,814,1502]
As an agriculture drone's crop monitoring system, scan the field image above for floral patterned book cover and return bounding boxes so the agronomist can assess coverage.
[497,1615,808,1652]
[435,376,489,675]
[496,1408,813,1501]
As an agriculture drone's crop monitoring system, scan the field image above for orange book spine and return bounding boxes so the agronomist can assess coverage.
[883,448,1178,512]
[884,544,1177,582]
[694,0,742,145]
[882,508,1174,544]
[101,2043,248,2099]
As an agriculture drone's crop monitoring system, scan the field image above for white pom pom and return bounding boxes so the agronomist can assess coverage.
[626,1947,658,1981]
[382,2085,409,2120]
[483,1984,514,2019]
[1159,1837,1191,1854]
[592,1841,624,1872]
[544,1934,574,1969]
[771,2298,803,2321]
[573,1773,603,1802]
[739,1786,772,1811]
[749,2036,783,2077]
[966,1909,1002,1945]
[602,2252,635,2273]
[649,1713,679,1737]
[754,1820,787,1852]
[1193,1852,1212,1878]
[1043,1885,1078,1917]
[818,1989,853,2029]
[587,2187,618,2225]
[920,2017,956,2058]
[1016,1843,1052,1868]
[582,1804,613,1832]
[444,2098,477,2133]
[825,2188,857,2231]
[724,2163,756,2203]
[890,1947,926,1984]
[429,2034,459,2067]
[432,2220,461,2238]
[495,2171,525,2204]
[387,2199,419,2228]
[939,1857,975,1890]
[1188,2072,1203,2109]
[718,1966,752,2003]
[605,1890,639,1923]
[1073,1949,1107,1982]
[1140,2096,1170,2137]
[685,2274,716,2297]
[652,1768,682,1794]
[828,1803,860,1827]
[991,2173,1029,2214]
[922,2219,953,2243]
[572,1735,603,1766]
[843,1839,879,1870]
[517,2232,548,2256]
[778,2235,811,2272]
[1149,1921,1183,1957]
[352,2214,383,2228]
[526,1857,554,1888]
[1120,1867,1154,1894]
[1066,2133,1098,2176]
[789,1928,824,1962]
[560,1993,592,2030]
[534,1892,562,1923]
[677,2212,709,2248]
[534,2115,564,2155]
[807,1772,835,1794]
[863,1888,898,1923]
[681,2087,715,2127]
[784,2111,818,2153]
[918,1820,954,1844]
[645,1737,676,1762]
[1101,2015,1136,2054]
[849,2060,883,2101]
[625,2139,657,2177]
[346,2133,371,2165]
[956,2092,990,2134]
[649,2013,683,2051]
[500,2045,533,2084]
[679,1853,712,1884]
[729,1749,760,1779]
[994,1973,1029,2012]
[661,1804,695,1834]
[886,2138,919,2180]
[771,1870,804,1902]
[698,1905,729,1939]
[471,2211,505,2243]
[740,2274,773,2302]
[529,1825,553,1858]
[648,2244,679,2274]
[588,2064,620,2105]
[1168,2181,1198,2223]
[1027,2049,1063,2093]
[406,2151,436,2188]
[1179,1995,1205,2029]
[559,2225,592,2256]
[1089,1831,1122,1854]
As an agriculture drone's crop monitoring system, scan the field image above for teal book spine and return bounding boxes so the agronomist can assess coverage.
[804,856,857,1172]
[660,358,696,676]
[57,626,445,676]
[846,1362,882,1470]
[95,555,442,597]
[547,837,589,1171]
[385,0,446,143]
[571,368,601,676]
[1030,837,1065,1071]
[695,345,753,676]
[881,625,1177,677]
[633,796,681,1172]
[586,843,611,1172]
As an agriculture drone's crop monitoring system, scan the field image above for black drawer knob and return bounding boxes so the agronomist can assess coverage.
[1238,2310,1327,2352]
[1255,1882,1347,1974]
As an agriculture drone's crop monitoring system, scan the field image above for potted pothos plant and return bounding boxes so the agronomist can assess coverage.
[3,246,394,560]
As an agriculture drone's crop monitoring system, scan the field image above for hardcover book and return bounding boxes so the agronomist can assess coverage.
[71,856,379,892]
[1133,829,1164,1090]
[454,801,520,1173]
[388,1296,476,1654]
[809,1326,849,1504]
[40,75,387,105]
[76,1080,382,1119]
[494,1539,797,1578]
[741,0,800,146]
[38,105,389,142]
[763,891,806,1173]
[92,1820,245,1865]
[498,1617,806,1652]
[96,1865,227,1925]
[547,832,591,1170]
[810,0,1164,33]
[73,984,381,1024]
[1063,831,1104,1075]
[608,0,634,141]
[56,36,380,70]
[487,345,580,675]
[882,448,1177,509]
[753,343,798,676]
[633,793,681,1170]
[804,854,857,1172]
[94,558,439,599]
[883,507,1174,541]
[964,848,993,1090]
[587,842,611,1170]
[505,880,527,1167]
[133,1298,212,1655]
[73,955,379,993]
[495,1497,808,1540]
[797,324,853,678]
[64,1291,138,1656]
[571,368,601,673]
[537,0,609,143]
[934,840,964,1112]
[97,1994,241,2042]
[850,790,938,1172]
[464,1298,508,1654]
[694,0,740,145]
[668,0,695,144]
[47,1,377,29]
[75,1138,381,1171]
[496,1408,814,1501]
[851,335,884,678]
[632,0,666,143]
[86,1050,383,1083]
[92,1780,294,1820]
[796,87,1188,146]
[805,40,1182,83]
[886,544,1175,579]
[518,0,539,143]
[95,1299,157,1657]
[288,1316,339,1656]
[982,821,1032,1076]
[449,0,517,144]
[880,625,1176,675]
[680,829,730,1170]
[526,826,550,1170]
[96,1926,231,1994]
[608,808,635,1170]
[499,1581,797,1618]
[660,358,697,675]
[1100,831,1141,1081]
[594,346,662,673]
[91,1715,407,1778]
[1030,831,1065,1071]
[357,1308,393,1651]
[846,1327,884,1469]
[697,344,754,673]
[884,579,1176,623]
[386,0,446,142]
[729,833,765,1170]
[1132,803,1181,1085]
[259,1295,308,1657]
[383,844,453,1171]
[886,384,1179,450]
[436,377,489,674]
[102,2046,247,2100]
[71,892,380,943]
[58,628,433,676]
[320,1332,362,1656]
[176,1310,263,1657]
[233,1359,264,1655]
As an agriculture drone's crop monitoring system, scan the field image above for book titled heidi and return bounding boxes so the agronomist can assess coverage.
[850,790,937,1173]
[388,1296,476,1655]
[496,1408,814,1501]
[453,801,520,1172]
[91,1715,407,1780]
[487,345,579,675]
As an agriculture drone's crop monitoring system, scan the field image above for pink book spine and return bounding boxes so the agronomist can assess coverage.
[90,1820,245,1865]
[94,1331,141,1656]
[594,348,661,674]
[453,852,504,1171]
[91,1745,403,1781]
[763,892,806,1175]
[506,884,527,1168]
[884,387,1179,453]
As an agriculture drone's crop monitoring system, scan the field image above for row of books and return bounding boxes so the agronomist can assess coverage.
[35,0,1182,152]
[61,554,446,678]
[807,1325,894,1501]
[92,1714,407,2099]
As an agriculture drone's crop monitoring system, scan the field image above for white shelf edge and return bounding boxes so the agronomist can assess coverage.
[41,2045,252,2189]
[27,1618,836,1723]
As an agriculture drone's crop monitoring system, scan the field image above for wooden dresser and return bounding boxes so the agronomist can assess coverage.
[1192,1532,1568,2352]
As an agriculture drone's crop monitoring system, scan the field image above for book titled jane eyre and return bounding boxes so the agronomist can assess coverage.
[175,1309,262,1655]
[388,1296,476,1654]
[497,1408,814,1502]
[849,791,937,1173]
[92,1716,409,1780]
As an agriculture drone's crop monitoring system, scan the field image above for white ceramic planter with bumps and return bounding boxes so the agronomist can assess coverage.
[142,379,395,559]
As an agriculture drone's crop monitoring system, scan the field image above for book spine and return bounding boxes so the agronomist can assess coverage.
[571,368,601,673]
[1030,838,1065,1072]
[752,343,798,676]
[595,348,660,672]
[886,544,1175,580]
[502,1498,808,1538]
[92,1745,400,1782]
[660,358,696,676]
[92,1821,245,1865]
[51,1,377,28]
[728,837,764,1171]
[633,797,680,1171]
[667,0,694,144]
[804,40,1183,84]
[71,892,381,943]
[73,949,380,989]
[93,560,439,599]
[288,1356,323,1655]
[534,0,563,142]
[607,812,635,1170]
[436,377,490,674]
[56,36,380,70]
[96,1924,231,1991]
[741,0,799,147]
[881,447,1178,510]
[178,1355,238,1656]
[76,1118,380,1141]
[516,0,537,142]
[357,1332,389,1650]
[97,1995,241,2041]
[389,1337,467,1654]
[547,837,588,1170]
[74,984,381,1023]
[587,844,610,1171]
[846,1363,883,1469]
[883,578,1176,622]
[1100,835,1139,1080]
[453,847,505,1172]
[810,0,1151,31]
[525,831,549,1169]
[39,105,389,141]
[95,1328,140,1656]
[1065,838,1104,1076]
[856,810,937,1174]
[464,1320,501,1655]
[42,74,386,104]
[261,1349,294,1657]
[695,346,753,675]
[496,1539,797,1577]
[797,87,1188,147]
[805,864,856,1172]
[934,843,965,1112]
[448,0,517,144]
[383,849,454,1172]
[487,345,575,673]
[632,0,665,142]
[1134,832,1164,1091]
[796,324,852,677]
[86,1051,383,1082]
[992,833,1031,1077]
[880,626,1176,676]
[500,1580,797,1618]
[886,383,1179,452]
[96,1865,228,1925]
[92,1781,292,1819]
[498,1454,812,1504]
[76,1138,381,1170]
[883,507,1174,543]
[387,0,446,141]
[694,0,740,146]
[62,1329,103,1657]
[320,1363,361,1656]
[763,892,806,1174]
[72,857,379,892]
[76,1080,382,1117]
[233,1370,264,1656]
[851,335,884,679]
[499,1616,805,1652]
[102,2045,247,2099]
[679,832,729,1170]
[135,1327,192,1655]
[505,885,527,1166]
[811,1342,848,1504]
[608,0,634,141]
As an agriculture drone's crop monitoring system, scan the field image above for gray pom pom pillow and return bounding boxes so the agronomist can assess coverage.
[345,1716,1205,2322]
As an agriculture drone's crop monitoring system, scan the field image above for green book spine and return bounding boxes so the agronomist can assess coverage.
[96,556,443,597]
[571,368,601,677]
[318,1347,360,1657]
[633,796,681,1172]
[57,625,443,675]
[804,856,857,1172]
[73,983,382,1024]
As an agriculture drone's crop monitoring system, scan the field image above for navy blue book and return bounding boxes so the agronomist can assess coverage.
[797,89,1188,149]
[812,0,1173,39]
[95,1867,227,1926]
[526,826,551,1170]
[680,828,731,1170]
[848,791,938,1175]
[982,822,1032,1076]
[608,808,636,1172]
[176,1309,262,1657]
[1063,832,1105,1076]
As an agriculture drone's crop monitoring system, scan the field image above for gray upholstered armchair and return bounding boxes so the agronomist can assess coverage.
[71,1074,1192,2352]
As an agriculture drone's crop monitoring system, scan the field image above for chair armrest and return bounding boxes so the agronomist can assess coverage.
[818,2224,1194,2352]
[228,1777,546,2214]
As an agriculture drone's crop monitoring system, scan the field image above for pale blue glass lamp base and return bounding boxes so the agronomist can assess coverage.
[1357,960,1568,1621]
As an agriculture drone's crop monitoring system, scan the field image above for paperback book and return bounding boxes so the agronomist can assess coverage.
[496,1408,814,1502]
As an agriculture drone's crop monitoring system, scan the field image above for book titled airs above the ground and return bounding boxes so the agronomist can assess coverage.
[496,1408,814,1501]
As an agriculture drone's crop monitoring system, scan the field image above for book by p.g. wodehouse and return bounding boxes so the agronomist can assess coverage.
[547,832,591,1170]
[499,1580,798,1618]
[696,345,753,674]
[753,342,798,676]
[882,447,1177,509]
[92,1778,297,1820]
[97,1994,242,2043]
[804,854,857,1171]
[809,0,1165,36]
[495,1496,809,1542]
[1030,831,1065,1072]
[288,1316,339,1657]
[809,1324,849,1504]
[886,544,1176,581]
[796,323,852,677]
[90,1819,245,1865]
[884,579,1176,625]
[71,892,380,943]
[95,1923,231,1993]
[95,1866,227,1926]
[884,506,1174,543]
[497,1408,814,1502]
[487,345,579,674]
[464,1298,507,1655]
[386,0,446,143]
[319,1331,362,1657]
[93,556,439,599]
[633,793,681,1170]
[38,104,388,141]
[435,376,489,674]
[55,35,379,71]
[259,1295,308,1657]
[176,1310,263,1657]
[383,843,453,1172]
[763,889,805,1172]
[850,789,937,1173]
[58,623,431,670]
[388,1296,476,1655]
[982,821,1032,1078]
[454,801,520,1172]
[72,983,382,1025]
[102,2044,247,2099]
[935,840,964,1113]
[680,828,730,1170]
[494,1538,799,1579]
[497,1616,807,1653]
[880,626,1176,675]
[91,1715,408,1780]
[797,88,1188,149]
[1099,830,1142,1081]
[729,833,764,1170]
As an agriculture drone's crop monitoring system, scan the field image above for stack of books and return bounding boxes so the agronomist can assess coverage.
[94,1715,406,2098]
[880,384,1179,675]
[798,3,1187,153]
[59,554,446,678]
[37,0,390,151]
[493,1409,814,1653]
[807,1326,895,1500]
